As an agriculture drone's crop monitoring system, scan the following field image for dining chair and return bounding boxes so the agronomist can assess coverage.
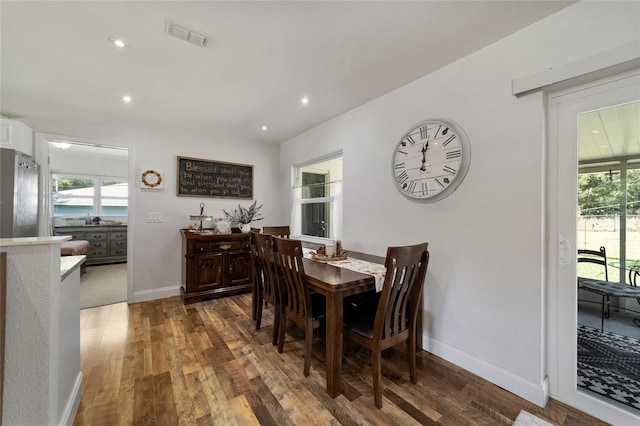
[272,236,326,376]
[251,233,281,345]
[343,242,429,408]
[262,226,291,238]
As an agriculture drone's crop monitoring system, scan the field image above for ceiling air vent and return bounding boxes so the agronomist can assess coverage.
[166,19,210,48]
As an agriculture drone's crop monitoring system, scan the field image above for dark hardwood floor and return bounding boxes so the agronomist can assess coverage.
[73,294,606,425]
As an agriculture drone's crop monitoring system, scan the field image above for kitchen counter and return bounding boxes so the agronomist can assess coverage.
[61,255,86,280]
[0,235,70,246]
[1,236,82,425]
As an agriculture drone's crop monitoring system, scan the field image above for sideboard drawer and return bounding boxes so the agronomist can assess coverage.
[86,232,107,242]
[194,240,249,254]
[88,246,108,257]
[111,232,127,240]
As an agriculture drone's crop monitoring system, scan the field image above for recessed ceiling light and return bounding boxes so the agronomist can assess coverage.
[109,37,130,48]
[262,126,268,131]
[301,97,309,105]
[121,95,132,103]
[592,130,600,134]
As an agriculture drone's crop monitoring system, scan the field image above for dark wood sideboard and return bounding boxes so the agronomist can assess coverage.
[180,230,253,304]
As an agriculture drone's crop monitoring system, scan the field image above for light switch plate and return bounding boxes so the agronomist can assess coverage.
[147,213,163,223]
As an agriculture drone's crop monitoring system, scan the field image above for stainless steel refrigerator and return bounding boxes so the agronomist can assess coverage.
[1,148,39,237]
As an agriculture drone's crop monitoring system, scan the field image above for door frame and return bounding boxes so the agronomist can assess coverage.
[34,132,135,304]
[547,70,640,423]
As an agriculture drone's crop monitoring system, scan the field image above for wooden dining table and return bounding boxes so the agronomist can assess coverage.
[302,255,423,398]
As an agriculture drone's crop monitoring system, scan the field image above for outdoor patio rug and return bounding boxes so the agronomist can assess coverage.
[577,324,640,411]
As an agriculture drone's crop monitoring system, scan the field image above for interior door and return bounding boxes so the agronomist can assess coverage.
[549,71,640,424]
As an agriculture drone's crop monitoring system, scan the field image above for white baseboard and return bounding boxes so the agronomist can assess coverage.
[425,334,550,407]
[59,372,82,426]
[132,285,181,303]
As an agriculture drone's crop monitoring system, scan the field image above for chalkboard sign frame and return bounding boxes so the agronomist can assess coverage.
[176,156,254,199]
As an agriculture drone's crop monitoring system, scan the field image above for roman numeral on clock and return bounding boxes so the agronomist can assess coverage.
[420,126,429,140]
[442,134,456,147]
[394,162,405,170]
[443,165,457,174]
[404,135,415,145]
[446,149,461,159]
[435,178,445,188]
[396,171,409,184]
[406,181,416,193]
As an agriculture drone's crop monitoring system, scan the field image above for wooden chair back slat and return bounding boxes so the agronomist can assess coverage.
[263,226,291,239]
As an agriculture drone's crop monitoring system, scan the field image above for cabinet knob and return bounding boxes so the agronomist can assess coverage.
[220,244,232,250]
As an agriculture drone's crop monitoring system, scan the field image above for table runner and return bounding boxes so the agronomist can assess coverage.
[303,248,387,292]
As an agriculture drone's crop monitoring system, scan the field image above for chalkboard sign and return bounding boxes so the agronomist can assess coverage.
[177,156,253,199]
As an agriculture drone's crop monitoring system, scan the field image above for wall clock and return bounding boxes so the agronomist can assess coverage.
[392,118,470,202]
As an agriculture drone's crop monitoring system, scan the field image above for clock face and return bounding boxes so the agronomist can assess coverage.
[392,119,470,202]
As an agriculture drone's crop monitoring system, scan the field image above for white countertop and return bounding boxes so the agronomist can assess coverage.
[0,236,71,246]
[61,255,86,280]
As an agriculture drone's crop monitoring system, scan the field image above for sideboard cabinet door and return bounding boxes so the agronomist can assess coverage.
[193,254,225,291]
[228,252,252,287]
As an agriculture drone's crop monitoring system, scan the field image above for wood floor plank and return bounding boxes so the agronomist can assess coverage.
[154,371,179,426]
[133,374,156,425]
[74,295,613,425]
[184,370,213,420]
[229,394,261,425]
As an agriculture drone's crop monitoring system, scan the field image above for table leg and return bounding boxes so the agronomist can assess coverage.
[325,292,343,398]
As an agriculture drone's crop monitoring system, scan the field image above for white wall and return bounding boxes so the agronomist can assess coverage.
[33,122,281,301]
[49,149,128,177]
[129,129,280,300]
[279,1,640,408]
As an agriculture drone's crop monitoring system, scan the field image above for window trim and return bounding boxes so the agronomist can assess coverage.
[292,152,343,242]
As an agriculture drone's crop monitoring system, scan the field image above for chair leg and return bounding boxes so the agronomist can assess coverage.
[408,330,417,384]
[372,349,383,408]
[278,310,286,354]
[272,304,280,346]
[601,295,605,332]
[252,286,256,321]
[255,298,264,331]
[304,320,312,377]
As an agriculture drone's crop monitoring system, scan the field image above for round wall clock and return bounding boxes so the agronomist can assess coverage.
[391,118,470,202]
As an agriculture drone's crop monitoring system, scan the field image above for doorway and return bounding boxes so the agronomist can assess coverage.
[548,71,640,423]
[39,135,132,307]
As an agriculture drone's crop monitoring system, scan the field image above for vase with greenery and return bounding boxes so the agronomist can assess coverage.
[223,200,263,232]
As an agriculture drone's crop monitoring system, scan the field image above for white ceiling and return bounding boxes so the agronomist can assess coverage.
[1,1,575,144]
[579,101,640,166]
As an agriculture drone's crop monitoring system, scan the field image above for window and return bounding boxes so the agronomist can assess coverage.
[292,154,342,240]
[52,174,128,216]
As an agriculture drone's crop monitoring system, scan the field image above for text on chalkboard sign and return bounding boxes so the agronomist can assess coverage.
[177,156,253,199]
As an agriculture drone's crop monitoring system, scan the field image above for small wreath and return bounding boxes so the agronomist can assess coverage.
[141,170,163,188]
